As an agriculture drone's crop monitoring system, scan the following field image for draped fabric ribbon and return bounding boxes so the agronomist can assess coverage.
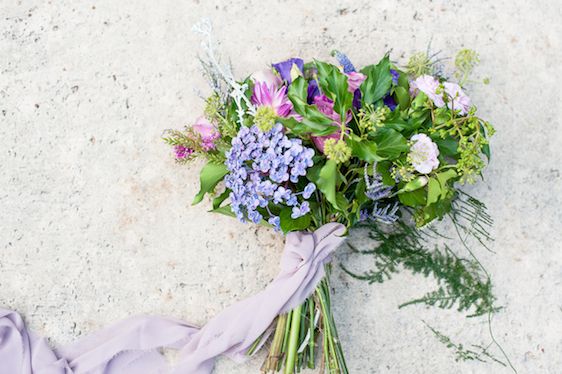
[0,223,346,374]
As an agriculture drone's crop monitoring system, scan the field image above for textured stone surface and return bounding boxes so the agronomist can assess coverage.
[1,0,561,373]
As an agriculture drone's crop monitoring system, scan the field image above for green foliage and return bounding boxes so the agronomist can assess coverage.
[449,190,494,251]
[192,162,229,205]
[373,128,409,159]
[315,160,340,210]
[315,61,353,121]
[348,135,380,163]
[279,208,311,233]
[360,55,393,105]
[406,51,439,77]
[286,77,337,136]
[342,216,497,317]
[423,322,508,367]
[454,49,480,86]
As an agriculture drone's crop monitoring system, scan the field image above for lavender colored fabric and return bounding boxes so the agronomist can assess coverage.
[0,223,346,374]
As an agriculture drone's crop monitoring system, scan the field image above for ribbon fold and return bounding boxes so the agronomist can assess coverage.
[0,223,346,374]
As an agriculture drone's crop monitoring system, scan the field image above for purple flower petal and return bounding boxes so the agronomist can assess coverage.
[272,58,304,84]
[307,79,320,104]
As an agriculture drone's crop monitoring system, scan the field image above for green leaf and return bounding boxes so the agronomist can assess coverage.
[212,189,230,209]
[193,163,229,205]
[349,136,382,163]
[317,160,339,210]
[376,160,396,186]
[397,176,428,194]
[395,86,410,110]
[360,55,393,105]
[286,77,335,135]
[315,61,353,121]
[482,143,491,161]
[374,128,409,159]
[436,170,457,199]
[434,137,459,157]
[382,110,410,132]
[427,177,441,206]
[397,70,410,90]
[279,208,311,233]
[210,205,235,217]
[278,117,337,136]
[399,189,427,207]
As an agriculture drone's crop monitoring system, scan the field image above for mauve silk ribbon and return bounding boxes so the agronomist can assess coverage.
[0,223,346,374]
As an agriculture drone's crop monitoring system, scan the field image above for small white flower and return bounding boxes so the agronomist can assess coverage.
[409,134,440,174]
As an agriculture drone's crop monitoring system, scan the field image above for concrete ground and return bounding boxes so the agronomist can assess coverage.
[1,0,561,373]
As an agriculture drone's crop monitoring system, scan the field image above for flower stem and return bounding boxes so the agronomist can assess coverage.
[262,314,288,372]
[284,304,303,374]
[307,299,316,369]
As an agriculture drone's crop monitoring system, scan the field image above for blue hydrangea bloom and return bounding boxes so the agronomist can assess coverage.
[224,124,316,230]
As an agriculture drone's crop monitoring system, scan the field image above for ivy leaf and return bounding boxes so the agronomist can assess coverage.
[399,188,427,207]
[374,128,409,159]
[383,110,410,132]
[316,160,340,210]
[193,163,229,205]
[360,55,393,105]
[315,61,353,121]
[436,170,458,199]
[349,136,382,163]
[395,86,411,110]
[279,208,311,233]
[427,177,441,206]
[434,137,459,157]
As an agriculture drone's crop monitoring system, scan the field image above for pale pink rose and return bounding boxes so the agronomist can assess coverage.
[250,69,282,90]
[346,71,366,92]
[409,134,440,174]
[443,82,471,115]
[410,75,445,108]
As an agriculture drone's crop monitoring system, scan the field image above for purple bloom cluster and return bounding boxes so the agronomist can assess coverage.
[225,124,316,230]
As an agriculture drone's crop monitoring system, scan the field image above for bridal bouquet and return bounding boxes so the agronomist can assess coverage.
[164,21,503,374]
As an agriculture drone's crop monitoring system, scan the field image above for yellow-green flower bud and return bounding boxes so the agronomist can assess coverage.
[253,106,277,132]
[324,138,352,164]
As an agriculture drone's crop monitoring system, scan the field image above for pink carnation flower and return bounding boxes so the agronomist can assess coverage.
[443,82,471,115]
[409,134,440,174]
[410,75,445,108]
[346,71,366,92]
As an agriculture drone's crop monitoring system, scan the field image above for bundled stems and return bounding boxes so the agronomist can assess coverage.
[258,265,348,374]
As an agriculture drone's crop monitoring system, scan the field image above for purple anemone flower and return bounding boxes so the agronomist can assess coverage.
[383,95,397,111]
[307,79,320,104]
[272,58,304,84]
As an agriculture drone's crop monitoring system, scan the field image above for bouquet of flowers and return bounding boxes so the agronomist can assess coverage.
[164,20,505,374]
